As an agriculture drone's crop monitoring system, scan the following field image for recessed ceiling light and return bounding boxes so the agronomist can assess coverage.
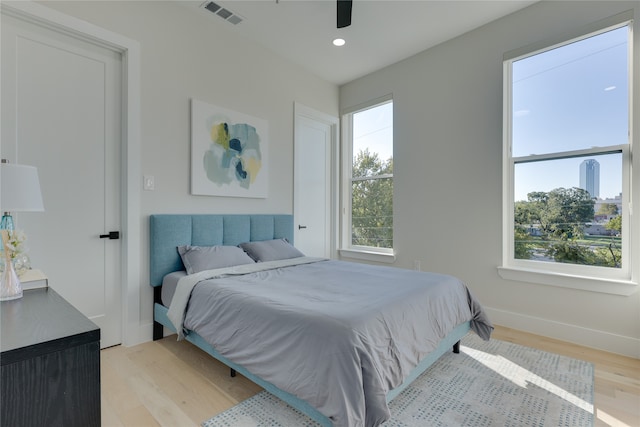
[604,86,616,91]
[333,38,346,47]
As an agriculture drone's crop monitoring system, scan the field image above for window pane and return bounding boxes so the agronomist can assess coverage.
[512,26,628,157]
[349,100,393,250]
[514,153,622,268]
[353,102,393,177]
[514,153,622,202]
[352,177,393,248]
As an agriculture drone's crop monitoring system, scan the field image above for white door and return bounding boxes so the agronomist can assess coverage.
[293,104,338,258]
[1,13,122,348]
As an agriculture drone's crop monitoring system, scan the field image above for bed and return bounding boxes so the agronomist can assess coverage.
[149,214,492,427]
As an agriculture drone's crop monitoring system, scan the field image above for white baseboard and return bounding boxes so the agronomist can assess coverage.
[123,321,176,347]
[123,323,154,347]
[486,307,640,359]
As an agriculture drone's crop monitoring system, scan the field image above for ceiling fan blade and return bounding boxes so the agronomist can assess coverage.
[337,0,352,28]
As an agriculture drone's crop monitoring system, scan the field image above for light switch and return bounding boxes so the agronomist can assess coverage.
[143,175,155,191]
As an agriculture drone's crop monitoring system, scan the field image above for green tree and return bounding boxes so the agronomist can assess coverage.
[596,203,619,216]
[515,188,594,239]
[594,245,621,268]
[514,227,534,259]
[542,188,595,239]
[514,187,596,265]
[517,192,553,233]
[605,215,621,233]
[602,215,622,268]
[351,149,393,248]
[546,241,597,265]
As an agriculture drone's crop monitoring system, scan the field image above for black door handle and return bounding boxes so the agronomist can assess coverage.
[100,231,120,240]
[298,225,307,230]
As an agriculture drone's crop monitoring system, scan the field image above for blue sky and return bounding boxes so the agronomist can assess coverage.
[512,25,629,201]
[353,102,393,163]
[351,26,628,202]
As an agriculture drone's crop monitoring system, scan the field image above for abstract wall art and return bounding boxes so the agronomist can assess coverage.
[191,99,268,198]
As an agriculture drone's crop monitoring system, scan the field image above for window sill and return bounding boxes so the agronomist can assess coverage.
[497,266,638,296]
[339,248,396,264]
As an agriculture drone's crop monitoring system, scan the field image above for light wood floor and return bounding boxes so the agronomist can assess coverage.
[101,325,640,427]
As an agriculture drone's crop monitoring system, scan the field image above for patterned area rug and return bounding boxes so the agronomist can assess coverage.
[202,334,594,426]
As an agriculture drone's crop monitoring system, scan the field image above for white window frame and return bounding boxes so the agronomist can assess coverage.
[339,95,395,263]
[499,13,638,296]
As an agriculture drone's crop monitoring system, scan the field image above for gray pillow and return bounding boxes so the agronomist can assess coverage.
[239,238,305,262]
[177,245,255,274]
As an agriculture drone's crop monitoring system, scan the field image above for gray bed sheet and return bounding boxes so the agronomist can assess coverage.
[169,258,492,427]
[161,270,187,306]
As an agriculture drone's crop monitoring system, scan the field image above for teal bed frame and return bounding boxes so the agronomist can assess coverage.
[149,214,470,426]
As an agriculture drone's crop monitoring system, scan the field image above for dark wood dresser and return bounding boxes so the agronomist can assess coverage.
[1,287,101,426]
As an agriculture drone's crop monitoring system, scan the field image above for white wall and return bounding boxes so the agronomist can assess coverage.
[340,1,640,358]
[38,1,339,341]
[29,1,640,357]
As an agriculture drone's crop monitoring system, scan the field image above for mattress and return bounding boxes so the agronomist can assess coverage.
[161,270,186,306]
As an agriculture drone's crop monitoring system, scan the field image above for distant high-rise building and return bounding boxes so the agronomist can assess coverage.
[579,159,600,198]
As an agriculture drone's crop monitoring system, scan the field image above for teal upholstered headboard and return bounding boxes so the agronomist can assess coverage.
[149,214,294,287]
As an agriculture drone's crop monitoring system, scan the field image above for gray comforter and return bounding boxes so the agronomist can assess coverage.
[168,258,492,427]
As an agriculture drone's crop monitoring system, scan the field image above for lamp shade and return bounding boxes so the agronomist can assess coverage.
[1,163,45,212]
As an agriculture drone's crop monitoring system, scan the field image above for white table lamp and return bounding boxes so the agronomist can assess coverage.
[1,161,45,230]
[0,161,45,300]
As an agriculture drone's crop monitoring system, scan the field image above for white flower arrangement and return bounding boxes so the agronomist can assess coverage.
[3,229,26,258]
[1,229,30,276]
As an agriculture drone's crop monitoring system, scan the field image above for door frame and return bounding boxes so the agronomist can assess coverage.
[1,2,143,346]
[293,102,339,259]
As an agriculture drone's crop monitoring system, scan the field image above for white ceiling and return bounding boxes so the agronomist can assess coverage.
[184,0,537,85]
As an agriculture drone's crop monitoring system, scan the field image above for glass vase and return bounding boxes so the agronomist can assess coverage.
[0,257,22,301]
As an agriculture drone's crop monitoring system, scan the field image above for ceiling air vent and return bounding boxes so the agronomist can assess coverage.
[201,1,244,25]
